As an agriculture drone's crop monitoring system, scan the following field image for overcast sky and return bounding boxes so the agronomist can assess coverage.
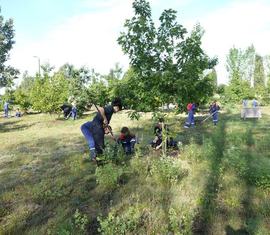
[1,0,270,86]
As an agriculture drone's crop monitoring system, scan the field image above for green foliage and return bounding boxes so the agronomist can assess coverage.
[95,163,124,191]
[0,8,19,87]
[224,78,254,103]
[30,72,69,113]
[225,45,270,105]
[150,157,187,186]
[168,207,193,235]
[254,54,265,89]
[73,209,89,233]
[118,0,217,112]
[87,80,109,106]
[98,206,142,235]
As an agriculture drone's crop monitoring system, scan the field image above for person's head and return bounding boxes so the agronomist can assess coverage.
[112,97,122,112]
[17,108,20,111]
[120,126,130,136]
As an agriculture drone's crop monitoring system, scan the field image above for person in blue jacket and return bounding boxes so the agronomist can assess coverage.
[80,98,122,161]
[209,100,220,125]
[184,103,196,128]
[252,98,258,108]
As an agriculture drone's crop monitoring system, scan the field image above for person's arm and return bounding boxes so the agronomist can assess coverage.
[98,107,108,125]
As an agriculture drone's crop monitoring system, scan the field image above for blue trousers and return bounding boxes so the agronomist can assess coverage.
[81,121,105,159]
[4,108,8,117]
[212,112,218,125]
[80,122,96,159]
[185,111,195,127]
[71,110,77,120]
[121,139,136,154]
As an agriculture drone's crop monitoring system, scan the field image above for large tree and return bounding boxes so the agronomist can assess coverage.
[0,8,19,87]
[118,0,217,112]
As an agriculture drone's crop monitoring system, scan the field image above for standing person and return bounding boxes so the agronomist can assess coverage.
[80,98,122,161]
[242,99,248,108]
[71,101,77,120]
[117,127,136,154]
[252,98,258,108]
[184,102,196,128]
[209,100,220,125]
[4,101,9,118]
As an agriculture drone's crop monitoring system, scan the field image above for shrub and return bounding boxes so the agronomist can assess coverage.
[95,163,124,192]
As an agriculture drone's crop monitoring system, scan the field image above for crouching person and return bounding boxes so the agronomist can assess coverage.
[118,127,136,155]
[15,108,22,118]
[151,118,178,150]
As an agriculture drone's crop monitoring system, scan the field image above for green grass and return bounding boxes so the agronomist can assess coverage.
[1,108,270,234]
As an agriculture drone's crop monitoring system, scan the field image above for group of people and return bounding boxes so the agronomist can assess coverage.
[184,100,220,128]
[80,98,210,162]
[242,98,259,108]
[2,97,221,162]
[2,101,22,118]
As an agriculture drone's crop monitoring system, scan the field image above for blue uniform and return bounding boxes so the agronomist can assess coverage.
[252,99,258,108]
[71,106,77,120]
[81,105,114,159]
[4,102,9,118]
[118,133,136,154]
[184,103,195,128]
[209,103,220,125]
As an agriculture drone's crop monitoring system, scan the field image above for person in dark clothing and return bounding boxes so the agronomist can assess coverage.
[209,100,220,125]
[117,127,136,154]
[80,98,122,161]
[151,118,178,150]
[15,108,22,118]
[60,104,72,119]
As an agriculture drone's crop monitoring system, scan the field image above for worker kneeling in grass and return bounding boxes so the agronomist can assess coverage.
[151,118,178,150]
[117,127,136,155]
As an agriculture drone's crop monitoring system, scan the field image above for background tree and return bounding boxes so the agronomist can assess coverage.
[14,72,35,111]
[253,54,265,88]
[118,0,217,113]
[0,8,19,88]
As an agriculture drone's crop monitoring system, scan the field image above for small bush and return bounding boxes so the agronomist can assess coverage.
[150,157,188,187]
[98,206,141,235]
[95,163,124,191]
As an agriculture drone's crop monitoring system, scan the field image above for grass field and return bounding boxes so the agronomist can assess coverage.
[0,108,270,235]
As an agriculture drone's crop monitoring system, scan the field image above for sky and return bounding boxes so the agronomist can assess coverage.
[1,0,270,86]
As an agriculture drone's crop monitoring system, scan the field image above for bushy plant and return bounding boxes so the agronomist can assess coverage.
[95,163,124,192]
[150,157,188,186]
[98,206,142,235]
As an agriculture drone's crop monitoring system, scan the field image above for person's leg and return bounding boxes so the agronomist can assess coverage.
[184,112,191,128]
[213,112,218,125]
[93,129,105,156]
[122,142,129,154]
[191,113,195,127]
[4,108,8,117]
[80,122,96,159]
[130,138,136,153]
